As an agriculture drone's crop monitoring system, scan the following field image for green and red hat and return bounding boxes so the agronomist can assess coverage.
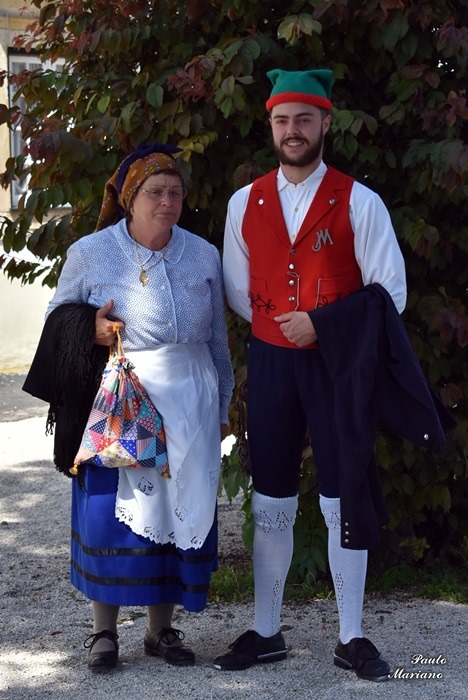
[265,68,333,111]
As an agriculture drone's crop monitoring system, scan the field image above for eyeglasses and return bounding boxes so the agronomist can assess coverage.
[140,187,187,202]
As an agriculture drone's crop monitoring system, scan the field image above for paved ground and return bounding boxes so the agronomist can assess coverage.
[0,375,467,699]
[0,270,51,373]
[0,373,49,422]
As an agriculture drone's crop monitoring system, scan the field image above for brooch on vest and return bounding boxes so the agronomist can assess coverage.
[312,228,334,252]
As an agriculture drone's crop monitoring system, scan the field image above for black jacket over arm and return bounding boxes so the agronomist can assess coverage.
[309,283,456,550]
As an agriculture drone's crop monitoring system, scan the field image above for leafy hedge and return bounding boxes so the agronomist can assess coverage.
[1,0,466,579]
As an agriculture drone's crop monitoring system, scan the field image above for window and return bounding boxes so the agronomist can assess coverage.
[8,51,64,209]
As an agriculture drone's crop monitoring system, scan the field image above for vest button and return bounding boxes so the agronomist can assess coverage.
[290,248,296,254]
[289,263,295,270]
[289,296,295,302]
[289,279,295,286]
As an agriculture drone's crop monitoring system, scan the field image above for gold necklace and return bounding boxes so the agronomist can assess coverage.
[129,231,170,287]
[131,236,150,286]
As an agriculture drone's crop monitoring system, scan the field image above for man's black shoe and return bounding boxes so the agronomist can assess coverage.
[334,637,391,682]
[213,630,287,671]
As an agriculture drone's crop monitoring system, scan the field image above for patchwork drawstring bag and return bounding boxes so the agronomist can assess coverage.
[71,327,170,478]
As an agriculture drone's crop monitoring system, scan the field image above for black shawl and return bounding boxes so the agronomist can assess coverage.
[22,304,108,476]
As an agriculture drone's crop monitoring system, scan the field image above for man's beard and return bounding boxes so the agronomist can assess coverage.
[274,130,324,168]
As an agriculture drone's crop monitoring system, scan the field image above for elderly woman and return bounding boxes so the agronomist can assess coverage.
[45,143,235,670]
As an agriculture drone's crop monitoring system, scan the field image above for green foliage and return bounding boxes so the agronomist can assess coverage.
[209,565,254,603]
[0,0,466,579]
[210,559,468,604]
[366,561,468,604]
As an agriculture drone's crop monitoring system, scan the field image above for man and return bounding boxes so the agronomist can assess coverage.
[215,68,407,681]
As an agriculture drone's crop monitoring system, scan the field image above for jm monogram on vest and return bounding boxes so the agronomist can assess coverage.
[242,166,362,348]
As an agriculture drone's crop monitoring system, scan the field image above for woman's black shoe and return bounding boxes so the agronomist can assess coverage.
[144,627,195,666]
[84,629,119,671]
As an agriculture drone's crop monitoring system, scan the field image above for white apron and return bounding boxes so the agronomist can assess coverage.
[114,343,221,551]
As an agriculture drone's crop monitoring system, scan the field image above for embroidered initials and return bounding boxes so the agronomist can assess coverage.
[312,228,334,252]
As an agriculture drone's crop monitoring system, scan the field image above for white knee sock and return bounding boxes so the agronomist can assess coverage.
[252,490,298,638]
[319,495,367,644]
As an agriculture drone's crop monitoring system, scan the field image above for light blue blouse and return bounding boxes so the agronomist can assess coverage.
[47,219,235,422]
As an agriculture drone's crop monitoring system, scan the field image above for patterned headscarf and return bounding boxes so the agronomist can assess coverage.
[96,142,183,231]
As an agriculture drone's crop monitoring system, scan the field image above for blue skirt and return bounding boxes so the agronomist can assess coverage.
[70,466,218,612]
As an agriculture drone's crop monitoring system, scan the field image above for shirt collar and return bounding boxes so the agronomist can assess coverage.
[277,160,327,192]
[162,224,184,263]
[116,218,185,264]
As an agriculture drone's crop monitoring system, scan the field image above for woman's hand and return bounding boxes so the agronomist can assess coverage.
[95,300,124,346]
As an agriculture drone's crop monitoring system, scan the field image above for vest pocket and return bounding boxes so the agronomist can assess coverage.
[249,277,277,315]
[316,272,362,308]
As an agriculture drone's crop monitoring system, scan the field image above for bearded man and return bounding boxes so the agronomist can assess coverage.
[216,68,408,682]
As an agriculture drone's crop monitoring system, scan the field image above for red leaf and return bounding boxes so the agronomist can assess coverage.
[424,71,440,89]
[437,20,468,56]
[77,30,90,56]
[440,383,464,407]
[402,64,426,79]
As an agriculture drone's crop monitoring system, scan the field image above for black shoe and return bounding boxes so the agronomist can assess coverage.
[334,637,390,682]
[84,630,119,671]
[144,627,195,666]
[213,630,287,671]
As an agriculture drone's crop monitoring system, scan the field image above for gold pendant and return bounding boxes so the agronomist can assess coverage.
[139,269,149,286]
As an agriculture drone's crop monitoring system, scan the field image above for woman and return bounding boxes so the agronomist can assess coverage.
[45,143,235,670]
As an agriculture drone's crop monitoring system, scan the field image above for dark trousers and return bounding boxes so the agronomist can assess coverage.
[247,336,340,499]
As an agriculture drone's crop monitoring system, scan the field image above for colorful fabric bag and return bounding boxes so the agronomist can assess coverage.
[71,328,170,477]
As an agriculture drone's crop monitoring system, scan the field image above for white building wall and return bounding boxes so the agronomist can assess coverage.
[0,2,37,216]
[0,3,47,372]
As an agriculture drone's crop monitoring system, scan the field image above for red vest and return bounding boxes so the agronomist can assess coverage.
[242,166,362,348]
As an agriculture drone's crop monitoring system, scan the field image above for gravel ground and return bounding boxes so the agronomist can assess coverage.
[0,380,467,699]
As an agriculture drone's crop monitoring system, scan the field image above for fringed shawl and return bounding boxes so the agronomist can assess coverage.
[23,304,107,476]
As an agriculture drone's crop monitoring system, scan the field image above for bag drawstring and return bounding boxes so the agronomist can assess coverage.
[111,323,124,359]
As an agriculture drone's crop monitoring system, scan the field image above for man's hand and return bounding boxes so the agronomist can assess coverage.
[274,311,317,347]
[95,300,124,346]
